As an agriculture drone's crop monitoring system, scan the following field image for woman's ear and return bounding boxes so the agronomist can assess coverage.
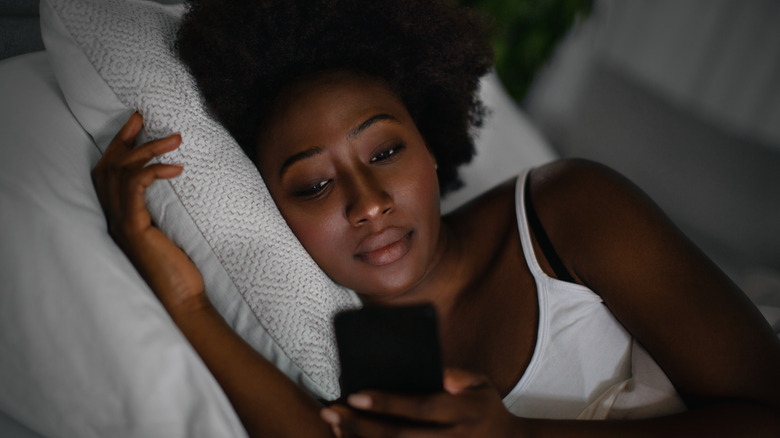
[424,142,438,171]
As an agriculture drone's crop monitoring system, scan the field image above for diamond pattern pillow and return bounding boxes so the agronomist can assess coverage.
[40,0,361,400]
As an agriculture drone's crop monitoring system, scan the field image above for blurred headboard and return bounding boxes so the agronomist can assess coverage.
[0,0,183,61]
[0,0,44,60]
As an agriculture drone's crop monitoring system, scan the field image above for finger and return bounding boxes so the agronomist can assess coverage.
[443,368,490,395]
[325,405,451,438]
[94,113,144,181]
[103,112,144,159]
[118,112,144,144]
[95,132,182,202]
[320,409,343,438]
[117,133,182,169]
[122,163,183,226]
[347,391,466,425]
[124,163,183,197]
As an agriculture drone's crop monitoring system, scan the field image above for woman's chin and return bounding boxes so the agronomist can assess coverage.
[334,228,440,303]
[349,267,430,305]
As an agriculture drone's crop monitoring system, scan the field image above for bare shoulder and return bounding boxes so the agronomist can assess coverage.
[443,175,521,280]
[526,158,671,280]
[443,175,518,234]
[444,159,641,265]
[527,158,649,221]
[530,159,780,411]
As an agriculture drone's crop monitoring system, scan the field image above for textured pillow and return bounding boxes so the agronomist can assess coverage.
[40,0,361,400]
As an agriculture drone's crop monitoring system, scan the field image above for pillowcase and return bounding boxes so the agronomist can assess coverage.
[38,0,559,404]
[40,0,361,401]
[0,51,245,437]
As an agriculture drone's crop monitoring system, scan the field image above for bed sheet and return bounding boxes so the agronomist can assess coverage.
[4,40,774,438]
[0,48,557,436]
[0,51,246,438]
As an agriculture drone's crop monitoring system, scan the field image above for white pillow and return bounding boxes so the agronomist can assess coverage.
[0,51,246,437]
[40,0,361,401]
[38,0,558,405]
[441,71,557,213]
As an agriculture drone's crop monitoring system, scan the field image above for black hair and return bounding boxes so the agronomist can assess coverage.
[176,0,493,194]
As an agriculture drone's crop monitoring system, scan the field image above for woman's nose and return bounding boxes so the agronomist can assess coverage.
[345,171,394,226]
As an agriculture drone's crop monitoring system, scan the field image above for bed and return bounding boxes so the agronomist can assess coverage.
[1,1,777,437]
[0,0,556,435]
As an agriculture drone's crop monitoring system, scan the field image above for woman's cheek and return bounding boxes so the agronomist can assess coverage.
[286,208,346,267]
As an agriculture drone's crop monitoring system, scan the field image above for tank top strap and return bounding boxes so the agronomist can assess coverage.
[515,169,547,280]
[516,168,578,284]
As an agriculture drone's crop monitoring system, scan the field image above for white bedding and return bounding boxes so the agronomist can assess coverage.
[3,3,776,436]
[0,49,556,436]
[0,51,247,438]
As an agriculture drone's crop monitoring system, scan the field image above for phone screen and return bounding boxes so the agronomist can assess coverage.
[334,304,444,397]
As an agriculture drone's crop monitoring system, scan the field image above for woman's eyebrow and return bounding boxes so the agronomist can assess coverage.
[279,146,323,179]
[278,114,399,180]
[348,113,400,139]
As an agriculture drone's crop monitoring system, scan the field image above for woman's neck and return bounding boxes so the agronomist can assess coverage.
[358,218,473,321]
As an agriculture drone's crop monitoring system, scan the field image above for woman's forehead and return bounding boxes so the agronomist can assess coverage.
[274,70,399,113]
[256,72,410,153]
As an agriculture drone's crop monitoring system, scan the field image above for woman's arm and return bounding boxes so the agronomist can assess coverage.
[527,158,780,435]
[167,297,333,438]
[92,113,333,438]
[323,158,780,437]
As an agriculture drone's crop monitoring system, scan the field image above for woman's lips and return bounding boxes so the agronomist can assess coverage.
[355,228,413,266]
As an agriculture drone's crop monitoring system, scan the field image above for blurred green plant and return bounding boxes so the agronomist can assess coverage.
[459,0,593,102]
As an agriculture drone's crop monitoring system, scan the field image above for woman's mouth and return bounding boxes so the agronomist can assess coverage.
[354,228,413,266]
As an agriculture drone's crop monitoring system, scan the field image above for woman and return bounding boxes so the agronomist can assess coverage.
[92,0,780,436]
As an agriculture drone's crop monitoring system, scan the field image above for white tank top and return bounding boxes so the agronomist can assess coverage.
[502,171,686,420]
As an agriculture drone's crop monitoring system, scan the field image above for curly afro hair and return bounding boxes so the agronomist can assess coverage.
[176,0,494,194]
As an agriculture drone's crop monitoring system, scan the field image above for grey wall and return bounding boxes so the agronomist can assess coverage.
[0,0,184,61]
[0,0,43,60]
[526,0,780,288]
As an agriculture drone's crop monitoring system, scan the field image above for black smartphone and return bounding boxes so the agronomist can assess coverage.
[334,304,444,397]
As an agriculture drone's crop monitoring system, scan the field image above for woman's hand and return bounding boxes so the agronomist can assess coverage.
[322,368,525,437]
[92,114,335,437]
[92,113,205,313]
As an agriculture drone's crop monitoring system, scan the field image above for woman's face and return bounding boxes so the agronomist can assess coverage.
[255,72,443,300]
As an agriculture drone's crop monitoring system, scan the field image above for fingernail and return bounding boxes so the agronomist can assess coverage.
[347,393,372,409]
[320,408,340,425]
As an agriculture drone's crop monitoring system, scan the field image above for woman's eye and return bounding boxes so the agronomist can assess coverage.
[370,143,405,163]
[293,179,331,199]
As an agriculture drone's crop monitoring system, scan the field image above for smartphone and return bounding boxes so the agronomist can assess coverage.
[334,304,444,397]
